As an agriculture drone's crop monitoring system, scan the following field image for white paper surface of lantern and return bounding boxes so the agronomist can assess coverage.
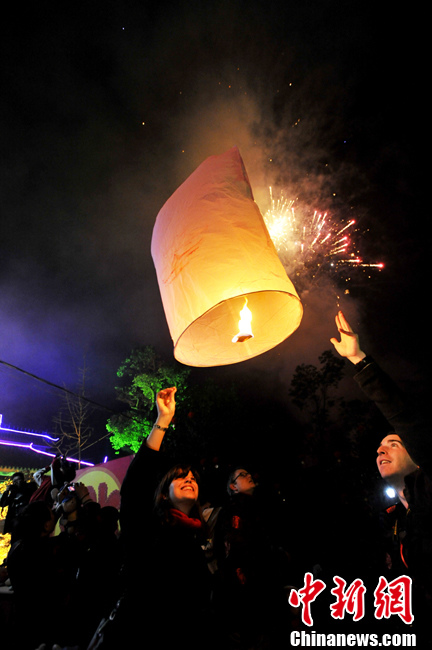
[151,146,303,367]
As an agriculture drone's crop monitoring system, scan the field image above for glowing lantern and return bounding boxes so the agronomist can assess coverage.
[151,146,303,367]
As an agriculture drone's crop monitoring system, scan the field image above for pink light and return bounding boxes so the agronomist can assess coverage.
[0,439,33,449]
[0,439,94,467]
[29,445,94,467]
[0,425,59,442]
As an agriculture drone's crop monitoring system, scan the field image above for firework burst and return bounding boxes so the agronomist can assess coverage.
[262,187,384,288]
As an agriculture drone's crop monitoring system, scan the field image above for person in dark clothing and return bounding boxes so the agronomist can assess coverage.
[0,472,36,540]
[331,310,430,638]
[29,456,77,507]
[115,386,218,648]
[73,504,122,649]
[212,465,295,649]
[7,500,77,650]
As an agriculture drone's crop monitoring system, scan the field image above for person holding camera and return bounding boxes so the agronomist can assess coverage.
[0,471,36,540]
[29,456,77,507]
[53,480,95,535]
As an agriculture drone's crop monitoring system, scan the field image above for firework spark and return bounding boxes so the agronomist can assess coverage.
[262,187,384,286]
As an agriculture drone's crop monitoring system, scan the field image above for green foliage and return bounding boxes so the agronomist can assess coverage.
[106,346,190,454]
[106,416,154,454]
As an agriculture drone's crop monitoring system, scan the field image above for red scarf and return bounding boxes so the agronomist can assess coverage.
[169,508,202,529]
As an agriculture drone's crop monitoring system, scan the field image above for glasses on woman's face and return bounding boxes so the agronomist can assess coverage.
[232,471,251,483]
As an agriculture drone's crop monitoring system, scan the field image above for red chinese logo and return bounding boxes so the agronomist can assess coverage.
[330,576,366,621]
[374,575,414,624]
[288,572,326,626]
[288,573,413,627]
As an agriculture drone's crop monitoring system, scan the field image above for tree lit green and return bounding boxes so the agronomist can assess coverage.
[106,346,190,454]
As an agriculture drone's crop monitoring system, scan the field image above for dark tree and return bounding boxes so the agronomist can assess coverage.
[53,359,94,467]
[289,349,345,438]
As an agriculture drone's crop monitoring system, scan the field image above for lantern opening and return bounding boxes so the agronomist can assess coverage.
[232,298,254,343]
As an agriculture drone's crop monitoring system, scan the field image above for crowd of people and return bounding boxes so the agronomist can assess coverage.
[0,311,429,648]
[1,458,122,649]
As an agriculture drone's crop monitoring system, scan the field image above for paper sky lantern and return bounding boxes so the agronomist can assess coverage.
[151,146,303,367]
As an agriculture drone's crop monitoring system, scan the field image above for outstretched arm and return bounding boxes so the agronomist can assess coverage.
[330,311,367,364]
[120,386,177,539]
[146,386,177,451]
[331,312,431,475]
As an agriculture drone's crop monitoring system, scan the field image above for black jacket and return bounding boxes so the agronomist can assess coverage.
[119,444,214,643]
[354,358,432,598]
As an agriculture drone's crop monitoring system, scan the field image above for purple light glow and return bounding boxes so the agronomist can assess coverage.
[0,413,60,442]
[0,425,60,443]
[0,438,94,467]
[29,445,94,467]
[0,439,33,450]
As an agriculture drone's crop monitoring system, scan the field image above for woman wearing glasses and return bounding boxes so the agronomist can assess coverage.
[227,467,257,496]
[212,464,295,648]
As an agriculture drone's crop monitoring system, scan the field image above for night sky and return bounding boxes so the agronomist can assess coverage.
[1,1,426,464]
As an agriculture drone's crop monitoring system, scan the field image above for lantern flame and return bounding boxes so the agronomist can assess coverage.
[232,298,254,343]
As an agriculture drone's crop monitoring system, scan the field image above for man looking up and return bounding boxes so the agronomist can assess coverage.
[330,310,421,505]
[330,310,430,635]
[213,464,295,648]
[376,434,418,508]
[227,467,257,496]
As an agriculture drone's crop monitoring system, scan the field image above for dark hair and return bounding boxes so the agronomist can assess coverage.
[226,466,250,496]
[154,463,202,524]
[100,506,120,534]
[59,458,76,483]
[13,501,53,541]
[51,456,76,486]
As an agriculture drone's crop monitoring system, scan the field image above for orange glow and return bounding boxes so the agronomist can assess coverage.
[232,298,254,343]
